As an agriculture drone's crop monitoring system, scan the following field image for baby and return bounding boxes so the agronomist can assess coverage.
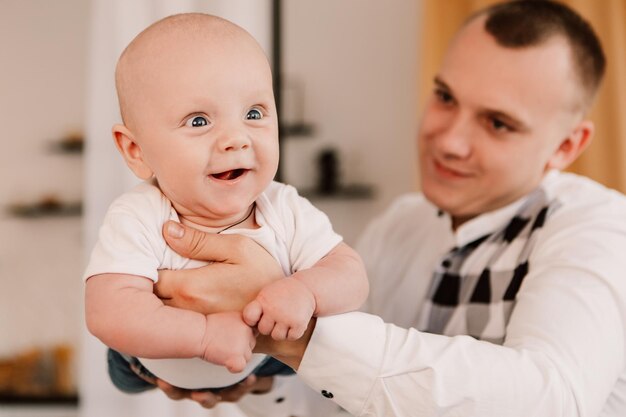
[83,13,368,390]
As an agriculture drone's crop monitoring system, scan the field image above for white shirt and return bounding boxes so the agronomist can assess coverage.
[297,171,626,417]
[84,180,342,282]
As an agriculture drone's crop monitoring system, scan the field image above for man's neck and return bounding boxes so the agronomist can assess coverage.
[451,215,474,231]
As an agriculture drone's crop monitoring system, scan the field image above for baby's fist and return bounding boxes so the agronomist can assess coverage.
[243,278,316,341]
[202,312,255,373]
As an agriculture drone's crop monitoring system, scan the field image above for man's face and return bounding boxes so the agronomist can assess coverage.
[128,32,279,226]
[418,18,583,225]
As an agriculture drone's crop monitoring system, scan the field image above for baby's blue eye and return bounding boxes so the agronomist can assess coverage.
[246,108,263,120]
[185,116,208,127]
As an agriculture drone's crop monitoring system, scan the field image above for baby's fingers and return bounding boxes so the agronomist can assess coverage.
[257,315,276,336]
[225,356,247,373]
[189,390,222,409]
[286,323,306,340]
[243,300,263,326]
[270,323,289,341]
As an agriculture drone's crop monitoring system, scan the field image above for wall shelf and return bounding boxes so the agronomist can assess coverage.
[0,393,78,406]
[280,123,315,138]
[299,184,375,200]
[7,201,82,218]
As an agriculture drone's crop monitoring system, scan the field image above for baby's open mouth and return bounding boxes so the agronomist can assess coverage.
[210,168,247,181]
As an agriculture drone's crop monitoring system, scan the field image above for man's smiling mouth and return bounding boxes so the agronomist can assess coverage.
[210,168,247,181]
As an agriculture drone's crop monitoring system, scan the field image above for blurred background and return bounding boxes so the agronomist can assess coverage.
[0,0,623,416]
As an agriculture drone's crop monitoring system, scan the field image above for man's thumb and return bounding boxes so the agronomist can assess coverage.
[162,221,216,260]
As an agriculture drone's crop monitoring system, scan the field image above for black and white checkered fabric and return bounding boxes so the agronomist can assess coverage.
[418,187,561,344]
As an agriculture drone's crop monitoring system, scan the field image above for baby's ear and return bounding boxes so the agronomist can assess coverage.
[112,124,154,180]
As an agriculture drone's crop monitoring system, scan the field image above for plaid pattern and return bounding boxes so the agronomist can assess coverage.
[418,187,561,344]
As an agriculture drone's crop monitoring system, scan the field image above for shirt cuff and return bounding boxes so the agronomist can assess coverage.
[297,312,387,416]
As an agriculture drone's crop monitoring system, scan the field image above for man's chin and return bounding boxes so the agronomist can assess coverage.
[423,192,477,221]
[422,186,457,212]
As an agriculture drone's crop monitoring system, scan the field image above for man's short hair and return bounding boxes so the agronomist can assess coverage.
[477,0,606,103]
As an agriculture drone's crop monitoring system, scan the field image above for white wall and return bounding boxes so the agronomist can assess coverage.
[0,0,88,364]
[281,0,420,243]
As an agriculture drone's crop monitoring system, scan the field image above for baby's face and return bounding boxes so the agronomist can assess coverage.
[129,32,279,225]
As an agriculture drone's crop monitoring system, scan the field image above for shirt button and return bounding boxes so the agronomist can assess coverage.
[321,390,334,399]
[442,259,452,268]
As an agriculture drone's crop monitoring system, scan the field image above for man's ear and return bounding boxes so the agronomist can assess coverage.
[546,120,594,171]
[112,124,154,180]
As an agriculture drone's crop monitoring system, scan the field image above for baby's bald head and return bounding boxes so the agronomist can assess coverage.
[115,13,269,128]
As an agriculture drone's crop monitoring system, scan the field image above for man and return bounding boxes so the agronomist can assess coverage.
[123,1,626,415]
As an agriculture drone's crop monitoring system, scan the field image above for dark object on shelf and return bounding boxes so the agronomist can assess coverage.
[279,123,314,137]
[8,196,82,218]
[49,133,84,154]
[317,148,340,195]
[300,184,375,200]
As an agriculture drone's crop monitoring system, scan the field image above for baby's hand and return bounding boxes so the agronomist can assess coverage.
[202,312,255,373]
[243,278,316,341]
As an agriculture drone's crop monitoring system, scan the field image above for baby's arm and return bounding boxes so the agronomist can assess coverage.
[85,273,255,373]
[243,242,368,340]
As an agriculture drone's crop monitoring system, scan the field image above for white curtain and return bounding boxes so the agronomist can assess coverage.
[79,1,340,416]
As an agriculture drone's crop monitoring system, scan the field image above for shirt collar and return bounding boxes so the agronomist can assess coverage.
[432,170,560,248]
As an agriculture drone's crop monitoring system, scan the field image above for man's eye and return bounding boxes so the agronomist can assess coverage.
[246,108,263,120]
[185,116,208,127]
[434,88,454,104]
[490,117,511,132]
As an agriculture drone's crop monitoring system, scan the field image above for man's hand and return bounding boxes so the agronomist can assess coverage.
[243,279,316,340]
[131,363,273,409]
[155,221,285,314]
[155,220,314,372]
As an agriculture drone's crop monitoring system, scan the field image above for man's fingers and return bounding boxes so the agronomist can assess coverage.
[162,220,245,261]
[190,390,221,408]
[155,379,189,400]
[129,362,158,385]
[250,376,274,394]
[219,376,257,402]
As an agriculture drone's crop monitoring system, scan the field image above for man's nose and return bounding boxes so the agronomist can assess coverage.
[435,113,473,159]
